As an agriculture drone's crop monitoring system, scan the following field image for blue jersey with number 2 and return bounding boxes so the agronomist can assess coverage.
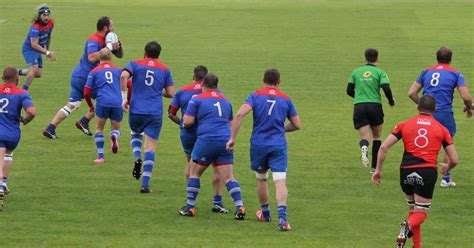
[0,83,33,141]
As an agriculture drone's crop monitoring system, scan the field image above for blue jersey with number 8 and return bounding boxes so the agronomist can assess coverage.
[416,64,465,112]
[245,86,298,146]
[124,58,174,115]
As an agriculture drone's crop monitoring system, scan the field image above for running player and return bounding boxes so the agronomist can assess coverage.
[372,95,459,248]
[84,49,122,164]
[178,73,245,220]
[120,41,175,193]
[18,4,56,91]
[226,68,301,231]
[168,65,229,213]
[347,48,395,172]
[408,46,472,188]
[0,67,36,210]
[43,16,123,139]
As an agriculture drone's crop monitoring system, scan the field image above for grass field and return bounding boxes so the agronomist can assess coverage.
[0,0,473,247]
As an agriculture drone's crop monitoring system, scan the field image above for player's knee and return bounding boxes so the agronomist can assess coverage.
[272,172,287,181]
[60,102,81,116]
[255,171,269,180]
[4,152,13,161]
[406,199,415,208]
[414,201,431,212]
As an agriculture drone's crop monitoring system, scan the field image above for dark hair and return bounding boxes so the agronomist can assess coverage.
[436,47,452,64]
[365,48,378,63]
[194,65,208,81]
[203,73,218,89]
[418,95,436,113]
[263,68,280,85]
[97,16,111,31]
[144,41,161,59]
[2,67,18,83]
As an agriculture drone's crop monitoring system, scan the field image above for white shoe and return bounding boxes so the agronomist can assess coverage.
[440,180,456,188]
[361,146,369,167]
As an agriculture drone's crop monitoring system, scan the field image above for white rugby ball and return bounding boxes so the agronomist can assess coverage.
[105,32,119,49]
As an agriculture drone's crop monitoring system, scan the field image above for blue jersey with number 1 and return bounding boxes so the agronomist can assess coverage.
[0,83,33,141]
[124,58,174,116]
[245,86,298,146]
[85,62,122,108]
[416,64,465,112]
[185,90,233,140]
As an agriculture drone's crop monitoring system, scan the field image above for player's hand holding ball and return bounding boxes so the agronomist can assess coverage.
[105,32,120,51]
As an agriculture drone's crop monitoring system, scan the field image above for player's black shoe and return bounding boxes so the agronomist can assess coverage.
[396,220,413,248]
[75,121,92,136]
[211,204,229,214]
[140,187,152,193]
[43,129,58,139]
[0,190,4,211]
[133,159,142,180]
[4,184,9,195]
[179,206,196,217]
[234,207,246,220]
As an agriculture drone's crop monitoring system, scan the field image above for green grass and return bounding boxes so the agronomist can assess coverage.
[0,0,473,247]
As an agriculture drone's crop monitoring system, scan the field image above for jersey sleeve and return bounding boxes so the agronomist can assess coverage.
[85,71,95,89]
[164,69,174,87]
[123,61,135,75]
[184,99,198,117]
[22,93,34,109]
[244,93,254,107]
[416,70,427,84]
[168,91,180,115]
[380,70,390,85]
[29,26,40,39]
[86,39,100,55]
[441,126,454,147]
[391,122,405,139]
[287,99,298,118]
[456,73,466,87]
[348,72,355,84]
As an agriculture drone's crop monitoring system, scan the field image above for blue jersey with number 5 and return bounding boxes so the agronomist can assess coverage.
[416,64,465,112]
[245,86,298,146]
[184,90,233,140]
[0,83,33,141]
[124,58,174,115]
[85,62,122,108]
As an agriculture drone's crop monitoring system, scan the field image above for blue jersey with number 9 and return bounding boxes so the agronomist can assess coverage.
[416,64,465,112]
[85,62,122,108]
[245,86,298,146]
[124,58,174,115]
[184,90,233,140]
[0,83,33,141]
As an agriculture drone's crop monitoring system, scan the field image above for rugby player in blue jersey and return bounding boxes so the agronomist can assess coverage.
[168,65,229,213]
[84,49,122,164]
[0,67,36,210]
[179,73,246,220]
[408,47,472,188]
[120,41,175,193]
[227,68,301,230]
[43,16,123,139]
[18,5,56,91]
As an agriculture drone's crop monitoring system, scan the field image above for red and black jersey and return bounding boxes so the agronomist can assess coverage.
[391,114,453,169]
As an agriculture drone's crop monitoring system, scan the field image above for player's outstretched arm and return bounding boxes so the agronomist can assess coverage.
[372,134,398,185]
[457,86,473,118]
[285,115,301,132]
[441,144,459,175]
[21,105,37,125]
[227,104,252,150]
[408,81,423,104]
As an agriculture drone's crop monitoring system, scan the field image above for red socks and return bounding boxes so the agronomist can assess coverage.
[408,211,426,248]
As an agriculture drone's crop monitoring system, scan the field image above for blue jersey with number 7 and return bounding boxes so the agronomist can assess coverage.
[416,64,465,112]
[245,86,298,146]
[124,58,174,115]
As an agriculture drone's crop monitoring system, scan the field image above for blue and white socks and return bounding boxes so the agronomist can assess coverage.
[142,151,155,189]
[94,132,104,159]
[226,179,243,211]
[186,178,201,210]
[130,133,143,160]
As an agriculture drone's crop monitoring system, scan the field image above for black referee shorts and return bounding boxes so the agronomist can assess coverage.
[353,103,384,129]
[400,167,438,199]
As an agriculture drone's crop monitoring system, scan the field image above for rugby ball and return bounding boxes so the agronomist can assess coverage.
[105,32,119,49]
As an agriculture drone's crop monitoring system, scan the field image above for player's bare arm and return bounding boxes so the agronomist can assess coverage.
[182,115,195,128]
[457,86,473,118]
[120,70,131,112]
[372,134,399,185]
[167,105,181,125]
[162,85,175,98]
[30,37,56,61]
[284,115,301,132]
[408,81,423,104]
[441,144,459,175]
[226,104,252,150]
[87,51,101,63]
[21,105,37,125]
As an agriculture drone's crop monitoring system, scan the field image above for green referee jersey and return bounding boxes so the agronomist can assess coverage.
[348,64,390,104]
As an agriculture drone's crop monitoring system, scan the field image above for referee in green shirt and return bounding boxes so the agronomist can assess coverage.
[347,48,395,172]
